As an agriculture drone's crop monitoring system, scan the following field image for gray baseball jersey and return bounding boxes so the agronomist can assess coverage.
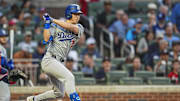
[0,44,10,101]
[47,23,84,59]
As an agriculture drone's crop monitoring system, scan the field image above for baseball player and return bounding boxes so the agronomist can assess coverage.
[0,29,27,101]
[0,29,11,101]
[27,4,84,101]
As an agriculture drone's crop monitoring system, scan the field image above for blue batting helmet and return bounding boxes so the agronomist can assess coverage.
[65,4,83,19]
[0,29,8,37]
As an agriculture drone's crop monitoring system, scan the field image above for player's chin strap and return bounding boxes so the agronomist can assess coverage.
[43,35,53,45]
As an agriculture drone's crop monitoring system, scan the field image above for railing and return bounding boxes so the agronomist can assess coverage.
[100,28,114,58]
[14,59,41,86]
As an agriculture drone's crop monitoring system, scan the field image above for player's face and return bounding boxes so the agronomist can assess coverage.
[0,36,8,44]
[71,13,80,24]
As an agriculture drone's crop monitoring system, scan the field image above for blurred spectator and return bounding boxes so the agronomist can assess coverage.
[95,57,112,84]
[129,57,143,77]
[168,60,180,84]
[0,0,10,16]
[154,50,171,76]
[109,13,135,40]
[81,37,100,59]
[109,13,135,57]
[68,50,79,71]
[16,10,25,22]
[153,13,166,35]
[145,32,168,71]
[81,54,95,77]
[8,4,20,20]
[29,4,36,15]
[35,8,45,25]
[73,34,86,56]
[21,0,31,12]
[125,0,140,15]
[14,45,33,64]
[22,13,34,32]
[0,15,8,29]
[126,18,143,46]
[32,41,45,60]
[79,0,99,16]
[18,31,37,53]
[137,30,155,58]
[29,4,39,23]
[96,0,115,28]
[65,57,75,72]
[0,0,10,10]
[112,9,124,23]
[125,18,143,58]
[34,25,42,35]
[147,3,157,17]
[164,22,180,48]
[169,41,180,61]
[159,5,170,22]
[161,0,172,9]
[145,14,157,31]
[171,3,180,33]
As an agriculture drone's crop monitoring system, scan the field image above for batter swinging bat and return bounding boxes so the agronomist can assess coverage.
[9,30,14,59]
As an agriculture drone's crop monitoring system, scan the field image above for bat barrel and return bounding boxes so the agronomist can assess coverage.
[10,30,14,60]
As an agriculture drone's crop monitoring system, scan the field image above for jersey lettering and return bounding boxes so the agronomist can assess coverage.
[57,32,75,41]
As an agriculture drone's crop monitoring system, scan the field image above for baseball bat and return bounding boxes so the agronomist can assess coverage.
[10,29,14,59]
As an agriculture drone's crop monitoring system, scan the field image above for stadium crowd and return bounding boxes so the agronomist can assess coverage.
[0,0,180,85]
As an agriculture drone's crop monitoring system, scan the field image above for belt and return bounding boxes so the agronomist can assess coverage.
[52,55,64,62]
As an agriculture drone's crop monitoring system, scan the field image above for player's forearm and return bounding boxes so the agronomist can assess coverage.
[52,19,79,34]
[43,29,51,42]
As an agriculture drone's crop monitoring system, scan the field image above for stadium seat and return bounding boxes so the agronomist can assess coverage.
[148,77,171,85]
[34,34,44,42]
[108,71,128,85]
[111,58,126,65]
[76,78,96,85]
[73,72,84,79]
[88,1,150,18]
[122,64,133,71]
[134,71,156,82]
[94,58,102,71]
[15,34,24,45]
[120,77,143,85]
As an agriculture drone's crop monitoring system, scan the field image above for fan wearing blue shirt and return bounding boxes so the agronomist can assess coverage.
[126,18,143,46]
[153,13,166,35]
[164,23,180,48]
[171,3,180,33]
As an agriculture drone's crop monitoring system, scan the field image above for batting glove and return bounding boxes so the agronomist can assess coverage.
[43,13,53,29]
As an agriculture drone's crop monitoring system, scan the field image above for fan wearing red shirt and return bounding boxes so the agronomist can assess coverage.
[168,60,180,84]
[79,0,99,15]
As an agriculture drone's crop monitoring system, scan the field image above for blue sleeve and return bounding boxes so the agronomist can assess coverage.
[43,35,53,45]
[1,56,8,68]
[126,30,133,41]
[108,23,116,33]
[0,57,14,70]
